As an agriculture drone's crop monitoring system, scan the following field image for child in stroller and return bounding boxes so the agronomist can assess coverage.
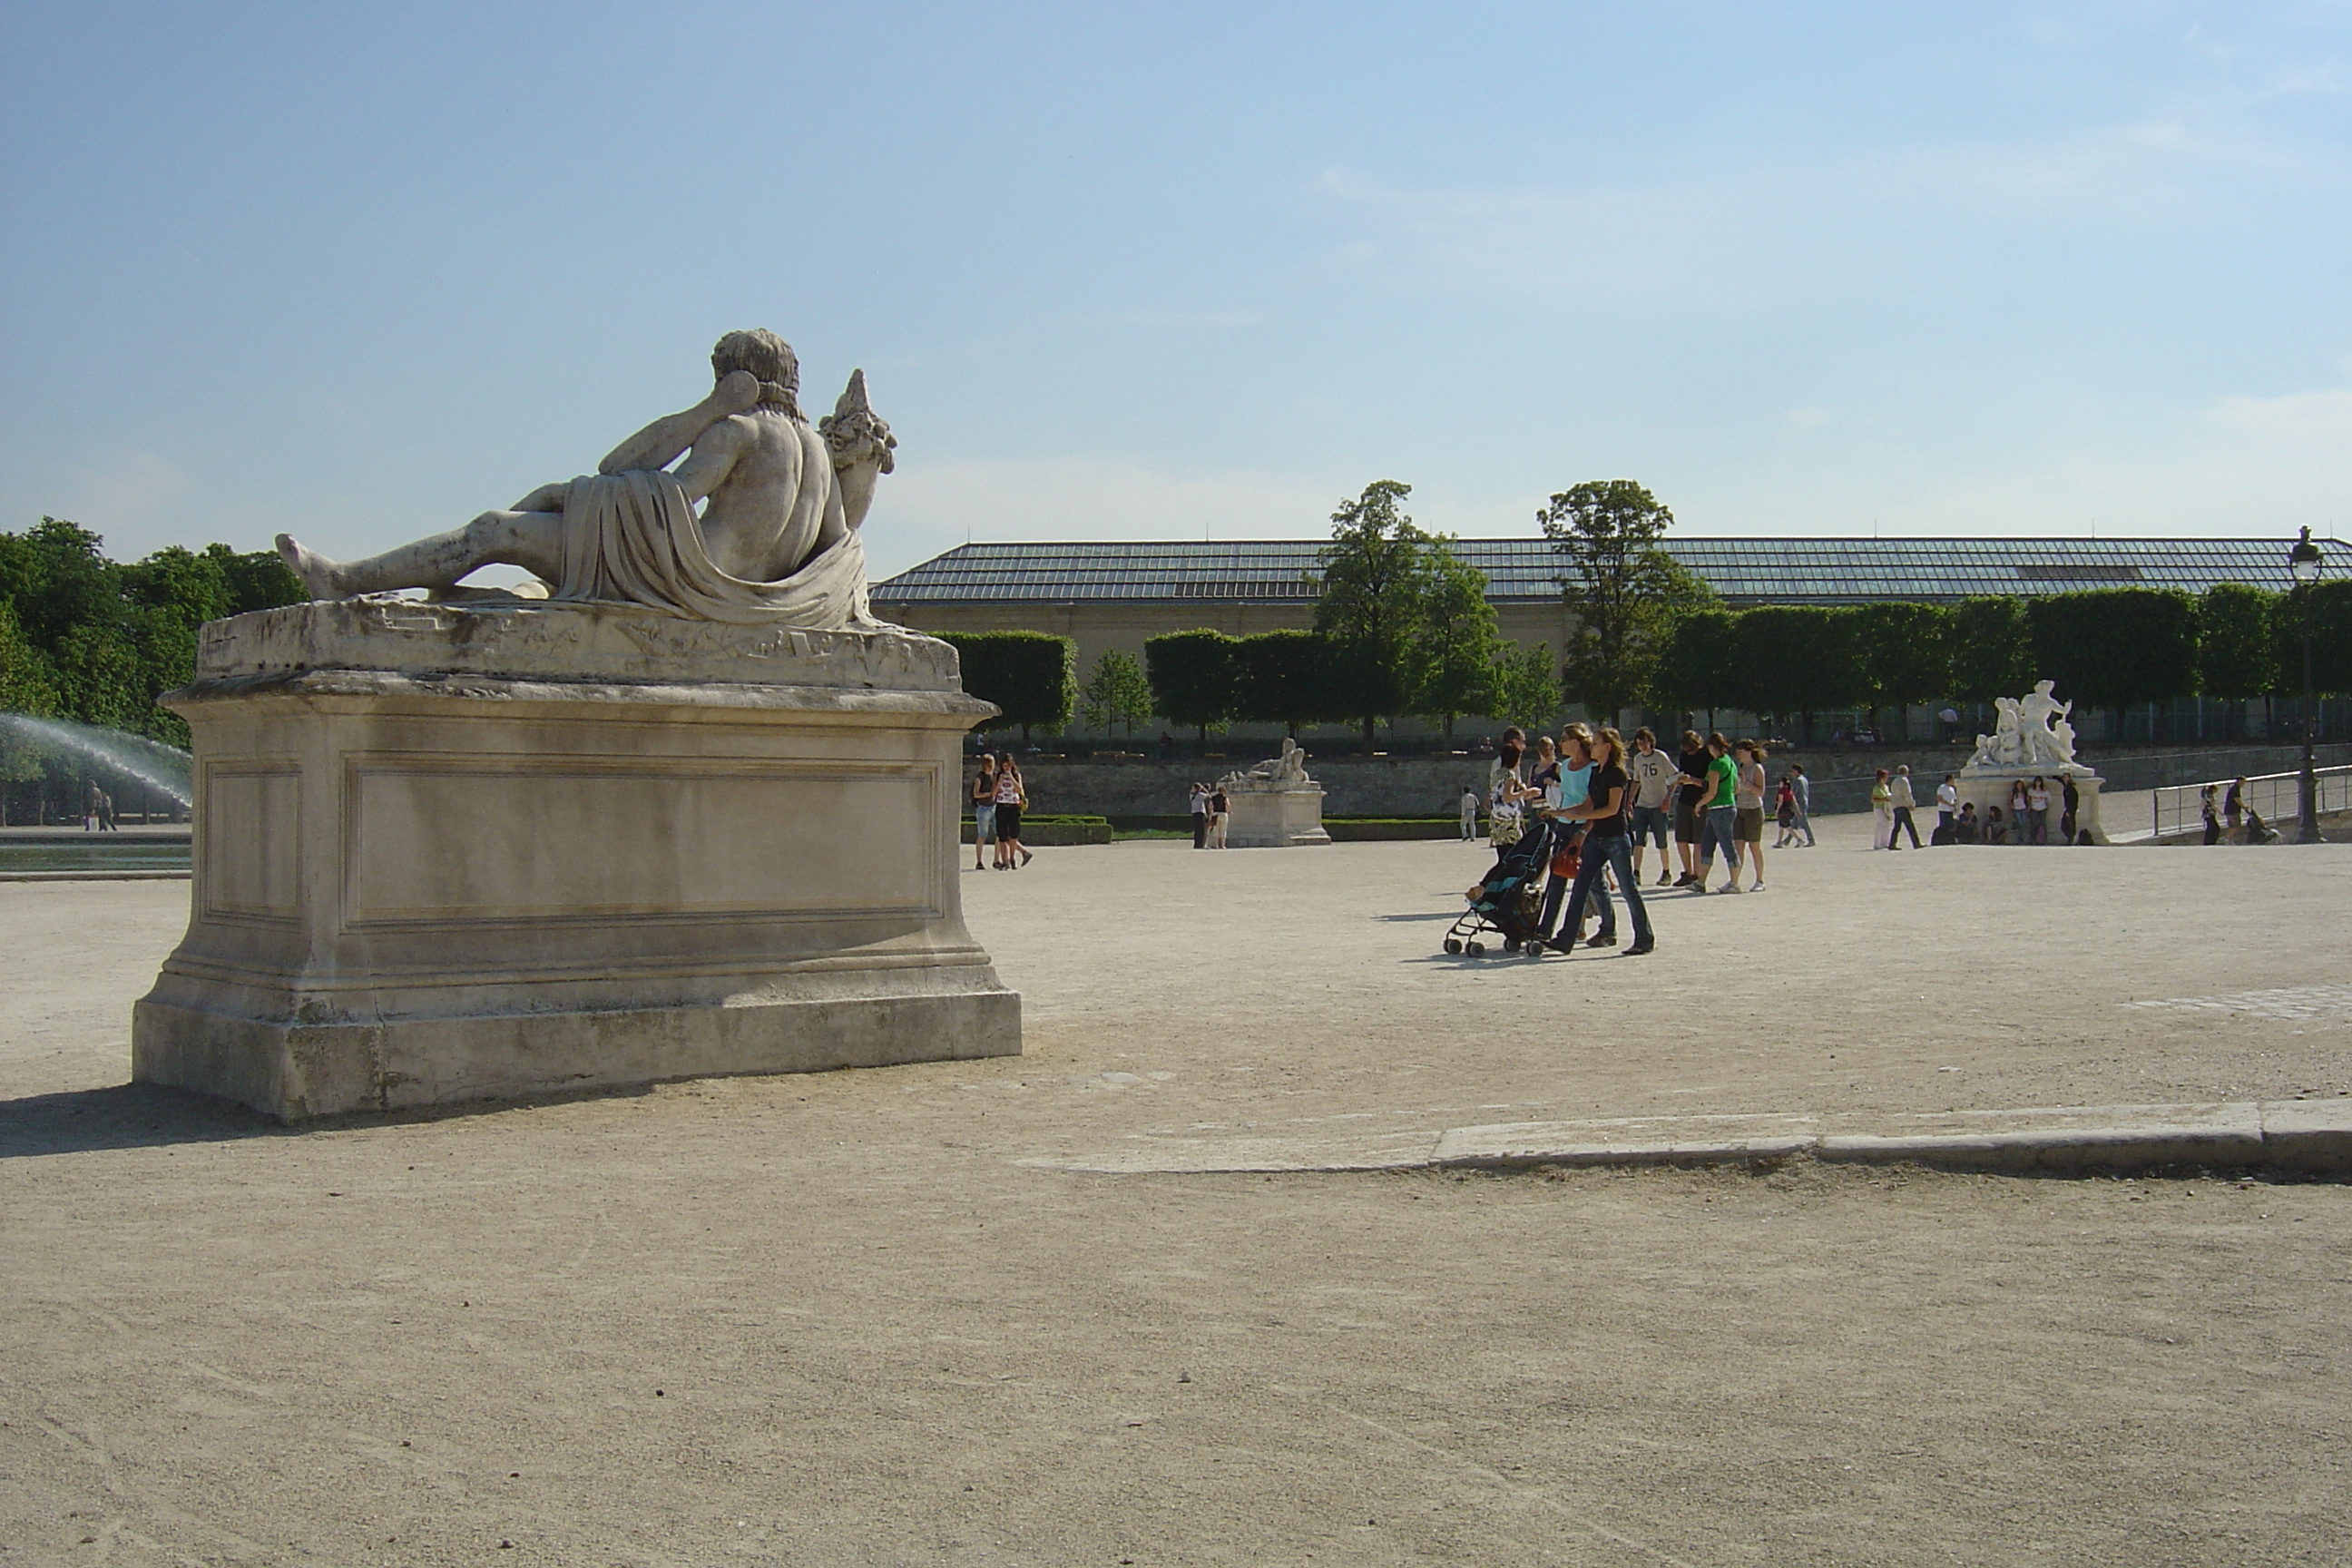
[1446,809,1558,956]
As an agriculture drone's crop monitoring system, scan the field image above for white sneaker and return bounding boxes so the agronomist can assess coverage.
[1718,882,1742,894]
[1750,881,1766,891]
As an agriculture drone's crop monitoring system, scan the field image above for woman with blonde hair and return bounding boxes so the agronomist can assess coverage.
[1549,728,1653,956]
[1869,768,1894,851]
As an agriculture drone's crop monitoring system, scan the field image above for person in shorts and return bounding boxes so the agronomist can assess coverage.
[1625,727,1677,887]
[1671,729,1709,887]
[1732,740,1768,891]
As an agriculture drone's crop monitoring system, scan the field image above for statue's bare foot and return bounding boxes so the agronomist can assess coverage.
[276,534,341,601]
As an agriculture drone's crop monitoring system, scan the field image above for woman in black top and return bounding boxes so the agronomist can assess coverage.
[1551,728,1653,956]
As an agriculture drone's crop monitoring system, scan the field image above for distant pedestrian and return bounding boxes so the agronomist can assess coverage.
[2009,779,2031,842]
[971,755,999,870]
[1773,773,1799,848]
[2224,777,2247,839]
[1887,765,1922,849]
[1869,769,1894,849]
[1190,781,1210,849]
[2200,783,2221,845]
[2026,777,2052,845]
[994,758,1032,867]
[1208,785,1230,849]
[1788,763,1815,846]
[2061,775,2082,843]
[1935,773,1959,844]
[1626,728,1678,887]
[1459,787,1480,841]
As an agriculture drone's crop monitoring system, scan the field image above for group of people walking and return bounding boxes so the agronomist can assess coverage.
[967,754,1034,870]
[1475,722,1656,955]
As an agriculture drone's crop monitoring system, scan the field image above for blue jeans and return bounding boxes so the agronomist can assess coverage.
[1563,831,1651,946]
[1699,804,1739,873]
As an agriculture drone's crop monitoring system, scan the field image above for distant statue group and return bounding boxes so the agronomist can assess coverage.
[1223,737,1314,792]
[1967,680,2081,771]
[278,329,897,629]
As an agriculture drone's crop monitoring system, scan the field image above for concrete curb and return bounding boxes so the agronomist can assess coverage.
[0,869,191,882]
[1042,1102,2352,1178]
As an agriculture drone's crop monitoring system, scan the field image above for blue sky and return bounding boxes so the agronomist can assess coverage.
[2,1,2347,583]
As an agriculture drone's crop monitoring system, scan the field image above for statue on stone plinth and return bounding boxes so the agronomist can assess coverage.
[1969,680,2081,772]
[277,329,896,630]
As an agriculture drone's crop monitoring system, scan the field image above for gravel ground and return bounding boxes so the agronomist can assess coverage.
[4,818,2348,1565]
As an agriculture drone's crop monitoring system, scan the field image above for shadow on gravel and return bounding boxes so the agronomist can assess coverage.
[0,1083,280,1158]
[0,1080,661,1158]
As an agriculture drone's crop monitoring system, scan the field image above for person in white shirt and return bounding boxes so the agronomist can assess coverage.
[1935,774,1959,844]
[1624,727,1680,887]
[1460,787,1480,840]
[1887,764,1923,850]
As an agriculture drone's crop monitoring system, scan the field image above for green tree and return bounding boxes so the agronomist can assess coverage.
[1949,596,2035,705]
[1651,608,1742,718]
[2276,578,2352,699]
[2200,583,2279,738]
[1143,629,1241,747]
[204,543,308,615]
[1539,479,1711,720]
[2026,589,2199,733]
[0,600,54,718]
[1849,602,1953,740]
[1408,544,1502,744]
[939,631,1075,745]
[1733,606,1863,736]
[1077,649,1153,738]
[1485,642,1562,731]
[1310,480,1437,750]
[1233,630,1334,738]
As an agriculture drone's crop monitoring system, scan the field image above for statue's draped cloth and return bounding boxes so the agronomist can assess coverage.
[554,470,876,628]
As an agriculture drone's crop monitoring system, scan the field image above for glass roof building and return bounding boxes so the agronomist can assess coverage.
[870,535,2345,706]
[874,535,2342,609]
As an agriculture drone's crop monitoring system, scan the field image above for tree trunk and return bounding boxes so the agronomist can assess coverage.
[1360,715,1376,754]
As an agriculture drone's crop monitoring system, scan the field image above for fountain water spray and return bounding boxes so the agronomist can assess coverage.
[0,713,194,808]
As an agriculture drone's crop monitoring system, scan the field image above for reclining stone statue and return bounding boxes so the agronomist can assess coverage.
[278,329,897,628]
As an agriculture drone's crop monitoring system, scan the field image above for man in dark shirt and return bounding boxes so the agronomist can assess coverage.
[1671,730,1709,887]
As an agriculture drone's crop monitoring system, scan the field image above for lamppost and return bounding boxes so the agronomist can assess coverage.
[2289,526,2324,844]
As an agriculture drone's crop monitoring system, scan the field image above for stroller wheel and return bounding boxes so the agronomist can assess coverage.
[1465,940,1485,956]
[1503,936,1521,954]
[1444,937,1463,955]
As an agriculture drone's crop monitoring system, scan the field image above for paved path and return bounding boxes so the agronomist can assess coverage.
[4,828,2348,1565]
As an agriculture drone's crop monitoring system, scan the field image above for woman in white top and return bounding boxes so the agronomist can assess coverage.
[2025,777,2052,845]
[994,759,1032,868]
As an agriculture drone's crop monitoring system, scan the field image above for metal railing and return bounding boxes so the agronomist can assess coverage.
[2151,766,2352,840]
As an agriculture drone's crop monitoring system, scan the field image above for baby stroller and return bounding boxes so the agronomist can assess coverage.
[1446,817,1553,957]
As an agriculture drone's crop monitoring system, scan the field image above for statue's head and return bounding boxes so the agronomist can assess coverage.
[2034,679,2055,696]
[711,329,802,418]
[819,368,897,475]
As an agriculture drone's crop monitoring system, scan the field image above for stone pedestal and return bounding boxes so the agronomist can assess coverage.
[1954,766,2107,845]
[1220,786,1330,848]
[132,599,1020,1121]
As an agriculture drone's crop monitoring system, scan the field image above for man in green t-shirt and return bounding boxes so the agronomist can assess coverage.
[1697,734,1742,892]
